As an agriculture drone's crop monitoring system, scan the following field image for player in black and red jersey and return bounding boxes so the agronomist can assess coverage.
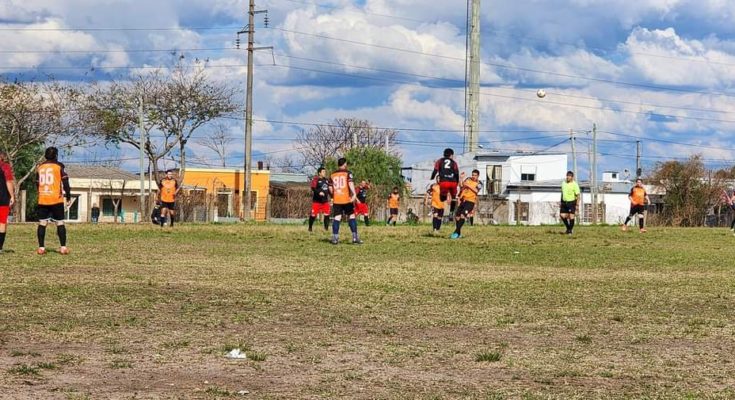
[355,180,371,226]
[431,148,460,213]
[308,167,331,232]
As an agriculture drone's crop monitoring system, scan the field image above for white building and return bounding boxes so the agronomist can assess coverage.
[404,152,646,225]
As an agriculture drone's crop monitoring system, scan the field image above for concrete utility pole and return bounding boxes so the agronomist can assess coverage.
[138,97,146,222]
[570,129,577,179]
[636,140,642,178]
[464,0,481,153]
[591,123,598,224]
[238,0,270,220]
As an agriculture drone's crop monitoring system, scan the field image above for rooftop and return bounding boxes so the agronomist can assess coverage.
[65,165,138,181]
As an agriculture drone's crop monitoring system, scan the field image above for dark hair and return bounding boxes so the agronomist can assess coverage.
[44,147,58,161]
[165,169,174,174]
[337,158,347,167]
[443,148,454,157]
[0,152,8,163]
[472,169,480,175]
[566,170,574,176]
[317,167,325,174]
[636,178,643,182]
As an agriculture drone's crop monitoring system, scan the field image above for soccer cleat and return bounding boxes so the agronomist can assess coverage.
[621,224,628,232]
[330,237,339,245]
[567,231,573,235]
[37,247,46,255]
[59,246,70,255]
[352,238,363,245]
[450,232,460,239]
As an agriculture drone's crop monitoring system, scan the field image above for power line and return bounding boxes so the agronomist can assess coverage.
[270,0,428,23]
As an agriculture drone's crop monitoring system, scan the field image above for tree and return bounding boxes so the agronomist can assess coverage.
[296,118,398,168]
[265,154,304,173]
[650,155,725,226]
[0,80,89,218]
[195,123,234,167]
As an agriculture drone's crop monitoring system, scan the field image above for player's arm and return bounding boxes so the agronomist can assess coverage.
[430,160,439,180]
[175,180,181,195]
[348,181,357,203]
[3,164,14,207]
[645,192,651,205]
[328,179,334,196]
[60,164,71,203]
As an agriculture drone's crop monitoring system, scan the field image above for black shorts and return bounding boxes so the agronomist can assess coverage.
[37,203,65,221]
[457,201,475,217]
[433,208,445,218]
[560,201,577,214]
[161,202,176,210]
[390,208,399,216]
[629,204,645,216]
[332,203,355,217]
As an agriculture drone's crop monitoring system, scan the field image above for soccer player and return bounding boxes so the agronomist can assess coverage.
[36,147,71,255]
[158,169,179,228]
[355,180,371,226]
[451,169,481,239]
[431,148,460,213]
[0,152,15,253]
[329,158,362,245]
[386,187,400,226]
[560,170,581,235]
[724,190,735,233]
[308,167,331,232]
[622,178,651,233]
[425,177,446,234]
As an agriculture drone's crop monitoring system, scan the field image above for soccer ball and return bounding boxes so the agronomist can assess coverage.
[536,89,546,98]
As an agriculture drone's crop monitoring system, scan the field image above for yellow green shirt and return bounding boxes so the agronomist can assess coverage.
[561,181,580,202]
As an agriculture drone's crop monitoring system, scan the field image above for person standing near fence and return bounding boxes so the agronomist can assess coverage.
[158,170,179,228]
[622,178,651,233]
[36,147,71,255]
[308,167,331,232]
[0,152,15,253]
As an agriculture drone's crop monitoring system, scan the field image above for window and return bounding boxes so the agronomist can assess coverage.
[515,201,529,222]
[521,173,536,181]
[520,165,537,182]
[250,191,257,210]
[101,197,123,217]
[487,165,503,195]
[66,195,80,220]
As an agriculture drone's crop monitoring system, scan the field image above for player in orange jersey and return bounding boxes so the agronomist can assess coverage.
[450,169,482,239]
[386,187,400,226]
[36,147,71,255]
[0,152,15,253]
[158,169,179,228]
[622,178,651,233]
[329,158,362,245]
[425,176,447,234]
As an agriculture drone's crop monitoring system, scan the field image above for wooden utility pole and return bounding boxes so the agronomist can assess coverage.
[465,0,481,153]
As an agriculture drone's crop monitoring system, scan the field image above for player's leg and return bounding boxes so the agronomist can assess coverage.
[637,207,646,232]
[560,209,571,232]
[348,206,362,244]
[169,208,175,227]
[0,205,8,252]
[159,207,167,227]
[308,203,317,232]
[56,221,69,253]
[37,220,48,254]
[364,205,370,226]
[331,206,342,244]
[568,212,576,234]
[622,207,634,231]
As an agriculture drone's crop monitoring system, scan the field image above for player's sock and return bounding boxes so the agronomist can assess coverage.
[37,225,46,248]
[624,216,632,225]
[160,217,165,227]
[323,216,330,231]
[638,217,644,230]
[57,225,67,247]
[348,218,358,234]
[469,217,474,226]
[562,218,570,230]
[308,216,316,231]
[0,232,5,250]
[450,200,457,213]
[455,218,465,235]
[170,217,174,227]
[730,218,735,230]
[332,219,340,235]
[434,218,442,230]
[569,219,575,231]
[364,216,370,226]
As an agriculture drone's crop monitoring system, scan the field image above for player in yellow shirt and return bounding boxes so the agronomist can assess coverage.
[450,169,481,239]
[622,178,651,233]
[560,171,581,235]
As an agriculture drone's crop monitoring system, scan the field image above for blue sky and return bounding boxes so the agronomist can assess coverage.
[2,0,735,179]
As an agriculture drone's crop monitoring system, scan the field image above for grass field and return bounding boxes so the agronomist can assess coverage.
[1,223,735,399]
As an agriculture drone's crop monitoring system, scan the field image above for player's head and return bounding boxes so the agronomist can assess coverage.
[360,180,367,187]
[566,170,574,182]
[165,169,174,179]
[0,151,7,163]
[44,146,58,161]
[443,148,454,158]
[337,157,348,169]
[317,167,326,177]
[636,178,643,186]
[392,186,399,193]
[471,169,480,179]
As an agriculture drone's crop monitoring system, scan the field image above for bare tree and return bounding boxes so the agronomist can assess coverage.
[195,122,234,167]
[0,79,90,217]
[99,178,128,223]
[296,118,399,168]
[266,153,304,173]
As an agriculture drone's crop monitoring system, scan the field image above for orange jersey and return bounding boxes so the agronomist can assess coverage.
[429,183,444,209]
[159,178,178,203]
[459,178,480,203]
[37,161,68,206]
[388,193,400,208]
[630,186,647,206]
[330,170,354,205]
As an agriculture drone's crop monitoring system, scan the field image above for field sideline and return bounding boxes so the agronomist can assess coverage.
[1,223,734,399]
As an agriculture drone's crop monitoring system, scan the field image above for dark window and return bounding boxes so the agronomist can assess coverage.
[521,173,536,182]
[66,195,80,220]
[101,197,123,217]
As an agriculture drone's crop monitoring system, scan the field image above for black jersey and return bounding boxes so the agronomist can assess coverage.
[311,176,330,203]
[356,185,368,202]
[431,157,460,182]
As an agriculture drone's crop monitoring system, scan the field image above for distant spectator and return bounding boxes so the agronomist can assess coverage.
[91,203,100,224]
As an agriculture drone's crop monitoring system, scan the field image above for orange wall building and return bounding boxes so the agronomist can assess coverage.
[181,167,270,221]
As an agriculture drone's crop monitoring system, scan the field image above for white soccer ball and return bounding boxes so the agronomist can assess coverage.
[536,89,546,98]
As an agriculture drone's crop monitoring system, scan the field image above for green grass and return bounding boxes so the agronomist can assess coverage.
[1,223,735,399]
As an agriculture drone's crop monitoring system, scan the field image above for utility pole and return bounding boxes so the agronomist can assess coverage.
[591,123,598,224]
[237,0,270,220]
[464,0,481,153]
[570,129,577,179]
[636,140,642,178]
[138,97,146,222]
